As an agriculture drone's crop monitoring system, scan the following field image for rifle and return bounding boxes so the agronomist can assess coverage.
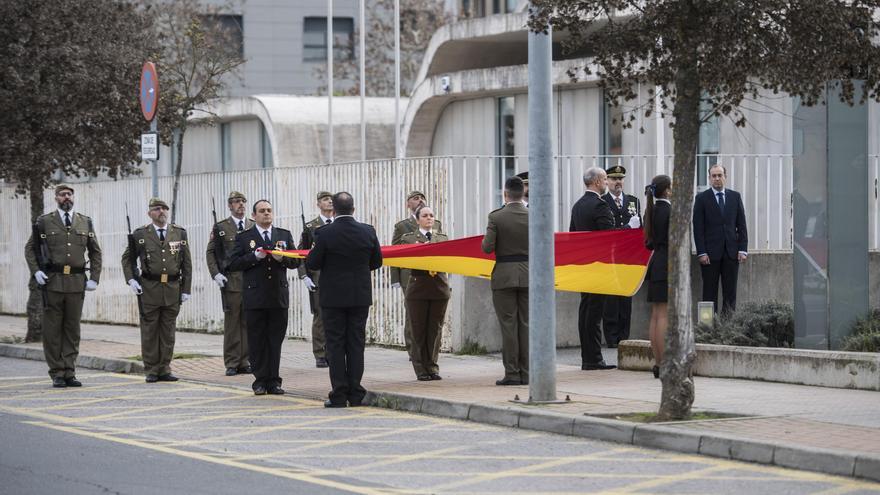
[300,201,318,314]
[211,196,229,311]
[125,203,145,317]
[31,220,48,307]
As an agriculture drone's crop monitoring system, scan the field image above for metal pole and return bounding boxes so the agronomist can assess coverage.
[360,0,366,162]
[327,0,334,164]
[394,0,400,159]
[150,118,158,197]
[527,4,556,402]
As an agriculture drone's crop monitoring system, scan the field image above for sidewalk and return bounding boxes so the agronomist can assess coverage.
[2,314,879,481]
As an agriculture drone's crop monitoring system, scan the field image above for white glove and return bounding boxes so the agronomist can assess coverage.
[34,271,48,285]
[214,273,227,288]
[303,276,317,291]
[391,282,401,289]
[181,293,191,303]
[85,280,98,291]
[128,279,143,295]
[271,252,283,262]
[254,248,267,260]
[628,215,641,229]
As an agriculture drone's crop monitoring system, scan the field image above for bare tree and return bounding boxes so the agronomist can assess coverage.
[146,0,247,222]
[314,0,451,97]
[531,0,880,420]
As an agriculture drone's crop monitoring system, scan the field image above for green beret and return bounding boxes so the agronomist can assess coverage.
[228,191,247,202]
[55,184,74,195]
[316,191,332,201]
[407,191,426,201]
[149,197,169,209]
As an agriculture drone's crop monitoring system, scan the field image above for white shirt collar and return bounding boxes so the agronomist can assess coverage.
[256,225,272,237]
[656,198,671,204]
[335,214,354,220]
[152,223,168,234]
[57,208,75,221]
[712,187,725,195]
[230,215,246,224]
[319,214,333,224]
[419,228,431,236]
[611,192,623,201]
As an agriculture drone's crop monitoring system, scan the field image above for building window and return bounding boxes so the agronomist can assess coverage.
[303,17,354,62]
[260,121,273,168]
[202,14,244,58]
[497,96,516,197]
[602,91,624,168]
[492,0,518,14]
[220,123,231,172]
[697,97,720,186]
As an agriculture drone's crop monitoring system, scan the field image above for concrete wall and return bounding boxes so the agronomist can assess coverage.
[453,252,880,352]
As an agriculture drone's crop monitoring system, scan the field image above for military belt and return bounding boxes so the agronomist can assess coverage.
[46,265,86,274]
[142,273,180,283]
[495,255,528,263]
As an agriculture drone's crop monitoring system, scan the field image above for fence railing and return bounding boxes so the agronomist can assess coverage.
[1,153,876,345]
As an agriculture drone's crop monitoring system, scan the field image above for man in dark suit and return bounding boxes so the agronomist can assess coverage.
[227,199,299,396]
[306,192,383,408]
[693,164,748,314]
[601,165,642,348]
[570,167,616,370]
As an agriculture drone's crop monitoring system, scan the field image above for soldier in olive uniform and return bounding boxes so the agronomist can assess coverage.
[400,205,450,381]
[601,165,642,347]
[206,191,254,376]
[391,191,442,358]
[122,198,193,383]
[482,177,529,386]
[298,191,334,368]
[25,184,102,388]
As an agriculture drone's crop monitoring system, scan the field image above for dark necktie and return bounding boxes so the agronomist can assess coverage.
[426,232,432,241]
[238,220,244,232]
[325,219,331,225]
[615,197,622,209]
[158,228,165,241]
[263,231,270,244]
[64,212,71,228]
[716,192,725,213]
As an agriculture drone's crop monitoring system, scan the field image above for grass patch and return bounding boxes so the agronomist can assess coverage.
[842,309,880,353]
[593,411,747,423]
[125,353,212,361]
[454,338,488,356]
[0,335,25,344]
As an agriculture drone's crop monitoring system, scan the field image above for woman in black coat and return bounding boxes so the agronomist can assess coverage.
[643,175,671,379]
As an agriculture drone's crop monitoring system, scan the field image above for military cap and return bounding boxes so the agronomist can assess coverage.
[228,191,247,202]
[407,191,426,201]
[515,171,529,185]
[606,165,627,178]
[149,197,169,209]
[316,191,332,201]
[54,184,75,195]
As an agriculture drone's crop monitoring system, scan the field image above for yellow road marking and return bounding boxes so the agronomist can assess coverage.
[349,445,473,472]
[24,421,393,495]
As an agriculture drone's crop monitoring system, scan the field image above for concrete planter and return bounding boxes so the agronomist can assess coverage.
[618,340,880,391]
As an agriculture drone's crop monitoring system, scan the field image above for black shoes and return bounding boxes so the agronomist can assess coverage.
[495,378,523,386]
[253,386,267,395]
[52,377,67,388]
[225,367,238,376]
[65,377,82,387]
[324,400,346,408]
[157,374,178,382]
[238,365,252,374]
[268,387,285,395]
[652,365,660,379]
[582,362,617,371]
[417,375,432,381]
[430,373,442,381]
[145,374,159,383]
[315,358,329,368]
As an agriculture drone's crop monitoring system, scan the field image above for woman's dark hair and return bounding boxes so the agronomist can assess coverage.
[643,174,672,248]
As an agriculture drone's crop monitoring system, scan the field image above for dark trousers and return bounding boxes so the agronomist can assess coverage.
[245,308,288,390]
[701,254,739,314]
[222,290,249,369]
[43,290,85,379]
[602,295,632,346]
[578,293,605,365]
[140,300,180,377]
[406,297,449,377]
[322,306,369,405]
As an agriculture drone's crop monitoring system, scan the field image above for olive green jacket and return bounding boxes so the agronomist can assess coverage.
[25,211,102,293]
[481,202,529,290]
[206,216,254,293]
[121,224,193,306]
[400,230,450,300]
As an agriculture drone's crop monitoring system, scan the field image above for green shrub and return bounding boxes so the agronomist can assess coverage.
[695,301,794,348]
[841,309,880,353]
[454,338,488,356]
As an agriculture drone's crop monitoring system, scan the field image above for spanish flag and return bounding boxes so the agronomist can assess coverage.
[270,229,651,296]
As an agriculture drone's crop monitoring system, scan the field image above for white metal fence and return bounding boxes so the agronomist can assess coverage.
[1,154,877,345]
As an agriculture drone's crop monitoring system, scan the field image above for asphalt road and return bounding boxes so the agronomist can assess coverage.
[2,357,879,495]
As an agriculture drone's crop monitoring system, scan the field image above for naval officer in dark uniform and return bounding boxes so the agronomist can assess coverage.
[227,199,299,395]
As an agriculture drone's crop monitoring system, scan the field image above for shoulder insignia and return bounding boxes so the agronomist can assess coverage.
[218,230,226,236]
[172,224,186,231]
[88,232,95,237]
[138,238,145,244]
[181,240,187,246]
[40,233,47,239]
[249,239,256,249]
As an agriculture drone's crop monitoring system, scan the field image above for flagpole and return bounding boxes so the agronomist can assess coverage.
[394,0,400,159]
[360,0,366,162]
[327,0,334,164]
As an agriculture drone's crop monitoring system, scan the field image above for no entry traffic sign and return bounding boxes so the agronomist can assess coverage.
[139,62,159,121]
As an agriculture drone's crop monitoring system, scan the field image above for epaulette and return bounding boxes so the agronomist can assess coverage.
[275,226,290,234]
[75,212,91,220]
[489,205,505,214]
[137,224,150,232]
[171,223,186,231]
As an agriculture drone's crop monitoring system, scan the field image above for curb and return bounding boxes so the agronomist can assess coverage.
[3,343,878,483]
[364,389,880,483]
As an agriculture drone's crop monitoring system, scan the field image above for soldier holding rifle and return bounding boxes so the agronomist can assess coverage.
[298,191,334,368]
[207,191,254,376]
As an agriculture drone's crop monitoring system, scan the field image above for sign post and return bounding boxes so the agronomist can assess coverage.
[139,62,160,197]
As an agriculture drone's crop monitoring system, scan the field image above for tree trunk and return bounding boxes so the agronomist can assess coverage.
[657,59,701,421]
[25,179,44,343]
[170,126,185,224]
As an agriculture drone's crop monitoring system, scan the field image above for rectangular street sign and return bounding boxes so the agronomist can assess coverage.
[141,132,159,161]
